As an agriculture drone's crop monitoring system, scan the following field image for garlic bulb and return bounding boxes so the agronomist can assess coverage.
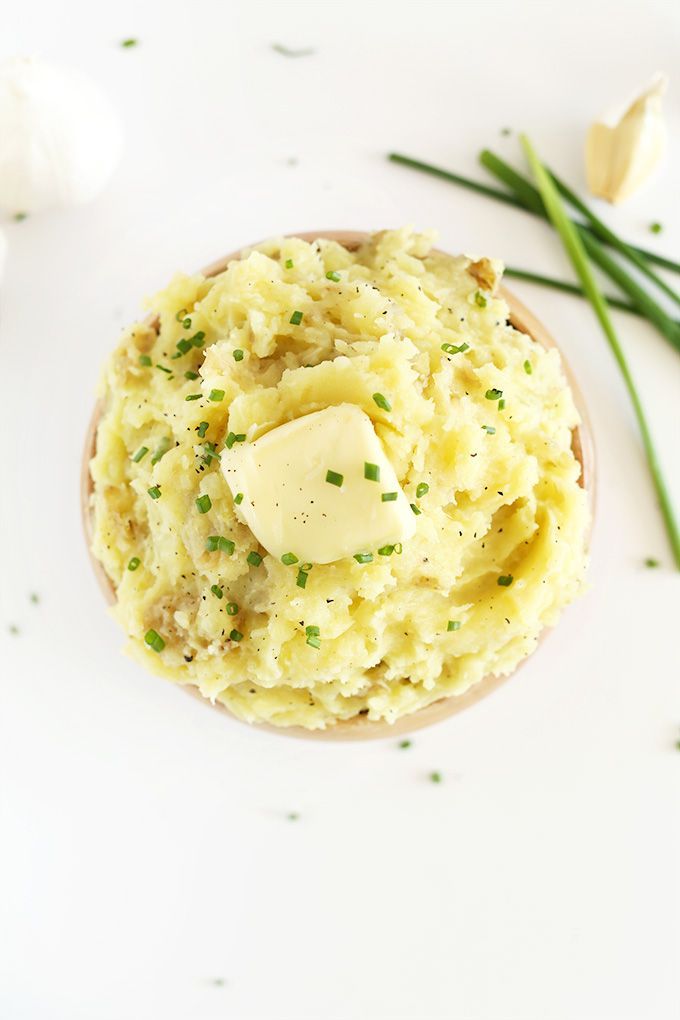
[0,57,123,215]
[585,74,668,204]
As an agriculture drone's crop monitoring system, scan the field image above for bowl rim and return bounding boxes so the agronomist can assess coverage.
[82,229,595,741]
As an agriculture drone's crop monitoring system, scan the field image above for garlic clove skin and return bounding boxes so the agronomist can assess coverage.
[0,57,123,216]
[586,73,668,205]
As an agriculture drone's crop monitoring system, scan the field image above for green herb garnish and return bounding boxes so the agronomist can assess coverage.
[184,370,199,380]
[326,470,343,487]
[144,629,165,652]
[325,270,341,282]
[441,342,470,354]
[281,552,298,565]
[190,332,205,347]
[233,349,244,361]
[197,421,209,438]
[415,482,429,498]
[285,258,294,268]
[230,629,243,642]
[132,446,149,462]
[225,432,246,449]
[121,38,138,48]
[353,552,373,563]
[156,363,172,374]
[429,771,443,783]
[485,388,503,400]
[482,425,496,434]
[13,211,28,222]
[523,359,532,375]
[296,568,309,588]
[289,310,303,325]
[381,492,398,502]
[498,399,506,410]
[474,290,488,307]
[196,494,212,514]
[185,393,202,401]
[364,462,380,481]
[377,544,395,556]
[398,739,412,749]
[247,551,263,567]
[209,389,225,402]
[147,486,161,500]
[645,557,660,568]
[139,354,152,366]
[497,574,514,587]
[226,602,239,615]
[206,535,234,554]
[372,392,392,412]
[447,620,461,631]
[128,557,141,571]
[151,436,172,465]
[234,492,244,505]
[410,503,421,515]
[650,222,663,234]
[210,584,223,599]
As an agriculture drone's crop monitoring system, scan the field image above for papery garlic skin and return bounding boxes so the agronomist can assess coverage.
[0,57,123,215]
[586,74,668,204]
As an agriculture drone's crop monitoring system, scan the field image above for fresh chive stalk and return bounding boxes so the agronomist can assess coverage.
[521,134,680,569]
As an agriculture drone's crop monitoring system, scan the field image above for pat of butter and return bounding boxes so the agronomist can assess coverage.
[221,404,416,564]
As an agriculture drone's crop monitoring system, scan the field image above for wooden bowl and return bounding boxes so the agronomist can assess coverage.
[82,231,595,740]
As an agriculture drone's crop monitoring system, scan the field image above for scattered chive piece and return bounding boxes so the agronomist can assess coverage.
[233,349,244,361]
[398,739,412,749]
[272,43,316,57]
[305,625,320,636]
[128,557,141,571]
[285,258,294,269]
[184,370,199,380]
[410,503,422,515]
[226,431,246,449]
[289,310,303,325]
[13,211,28,221]
[474,290,488,307]
[139,354,152,366]
[429,771,443,784]
[147,486,161,500]
[230,629,243,642]
[394,542,403,554]
[206,535,235,554]
[185,393,202,401]
[144,629,165,652]
[645,557,660,568]
[156,363,172,374]
[247,551,263,567]
[416,482,429,498]
[447,620,461,631]
[175,338,193,355]
[441,342,470,354]
[498,398,506,410]
[482,425,496,434]
[523,359,533,375]
[182,317,192,329]
[8,624,19,634]
[196,494,212,514]
[175,308,188,322]
[190,332,206,347]
[301,563,313,571]
[325,270,341,282]
[209,389,225,402]
[485,388,503,400]
[296,569,309,588]
[281,552,299,566]
[151,436,172,465]
[121,38,138,48]
[497,574,514,587]
[650,222,663,234]
[364,462,380,481]
[378,544,395,556]
[372,392,392,412]
[210,584,223,599]
[132,446,149,463]
[306,635,321,649]
[197,422,209,438]
[200,441,220,464]
[353,552,373,564]
[305,625,321,649]
[29,593,39,604]
[382,491,398,502]
[234,492,244,505]
[226,602,239,616]
[326,469,344,487]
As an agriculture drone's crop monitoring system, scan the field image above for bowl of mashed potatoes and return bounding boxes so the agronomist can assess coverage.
[83,228,593,738]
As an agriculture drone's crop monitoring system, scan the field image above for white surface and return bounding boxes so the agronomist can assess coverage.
[1,2,679,1018]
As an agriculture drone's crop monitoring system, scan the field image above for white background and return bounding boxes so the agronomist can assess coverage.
[1,2,679,1018]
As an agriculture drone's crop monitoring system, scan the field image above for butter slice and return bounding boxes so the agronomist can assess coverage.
[221,404,416,564]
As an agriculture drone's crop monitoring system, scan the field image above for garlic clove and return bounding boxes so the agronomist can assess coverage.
[585,73,668,204]
[0,57,123,216]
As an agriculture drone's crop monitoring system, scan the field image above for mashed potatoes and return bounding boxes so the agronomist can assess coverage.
[89,228,589,729]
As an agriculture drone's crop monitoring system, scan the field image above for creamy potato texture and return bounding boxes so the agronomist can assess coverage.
[90,228,589,729]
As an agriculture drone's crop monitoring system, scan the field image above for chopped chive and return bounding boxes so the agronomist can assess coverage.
[209,388,225,402]
[498,398,506,410]
[306,635,321,649]
[377,544,395,556]
[382,491,398,502]
[497,574,514,587]
[281,552,298,565]
[353,552,373,563]
[482,425,496,434]
[197,421,209,438]
[416,482,429,498]
[305,625,320,636]
[13,211,28,221]
[147,486,161,500]
[201,439,220,463]
[234,492,244,505]
[182,317,192,329]
[285,258,294,269]
[364,462,380,481]
[485,388,503,400]
[225,431,246,449]
[447,620,461,631]
[230,629,243,642]
[325,270,341,282]
[210,584,223,599]
[127,557,141,571]
[650,222,663,234]
[474,290,488,307]
[296,569,309,588]
[185,393,202,401]
[645,557,660,568]
[175,308,188,322]
[226,602,239,616]
[132,445,149,463]
[29,593,39,604]
[247,551,263,567]
[301,563,313,572]
[410,503,421,515]
[429,771,443,783]
[196,494,212,514]
[289,310,303,325]
[372,392,392,412]
[144,629,165,652]
[156,363,172,374]
[326,469,343,487]
[151,436,172,465]
[190,332,206,348]
[398,739,412,749]
[394,542,403,554]
[523,359,532,375]
[233,349,245,361]
[206,535,235,554]
[184,370,199,380]
[139,354,152,366]
[175,338,193,355]
[121,38,138,47]
[441,342,470,354]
